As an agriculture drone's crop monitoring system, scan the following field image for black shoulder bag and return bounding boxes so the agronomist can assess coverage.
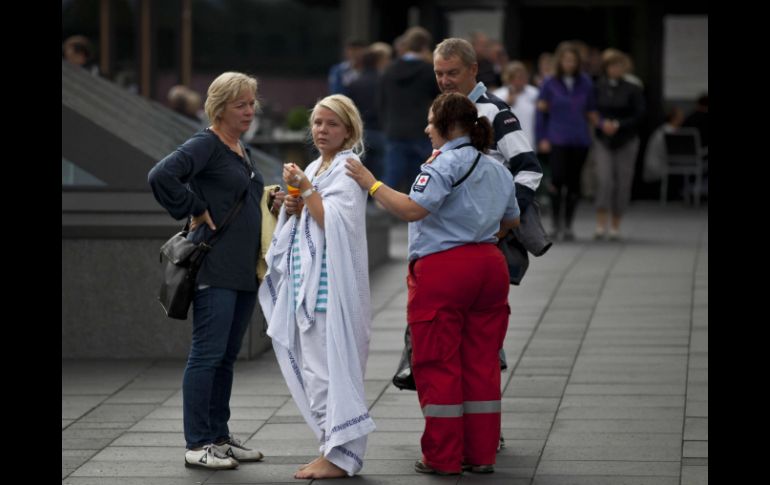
[158,144,254,320]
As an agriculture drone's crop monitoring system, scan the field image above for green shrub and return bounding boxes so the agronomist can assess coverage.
[285,106,309,131]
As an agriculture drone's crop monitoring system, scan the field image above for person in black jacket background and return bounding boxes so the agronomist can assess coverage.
[592,49,645,241]
[378,27,440,192]
[347,43,392,180]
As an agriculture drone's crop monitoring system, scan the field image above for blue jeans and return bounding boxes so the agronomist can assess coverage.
[383,138,433,192]
[183,286,256,449]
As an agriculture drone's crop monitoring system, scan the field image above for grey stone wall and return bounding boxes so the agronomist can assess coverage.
[62,212,390,359]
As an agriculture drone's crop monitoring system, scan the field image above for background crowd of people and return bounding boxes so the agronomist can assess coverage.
[65,22,707,479]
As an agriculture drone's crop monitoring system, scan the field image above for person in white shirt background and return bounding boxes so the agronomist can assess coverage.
[493,61,539,151]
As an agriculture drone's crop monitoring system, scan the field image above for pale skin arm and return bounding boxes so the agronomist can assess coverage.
[284,163,324,229]
[344,158,429,222]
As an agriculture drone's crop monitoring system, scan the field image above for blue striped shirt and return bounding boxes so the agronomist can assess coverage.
[291,237,328,312]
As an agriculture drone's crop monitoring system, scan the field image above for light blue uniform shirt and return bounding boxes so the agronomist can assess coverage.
[407,136,520,261]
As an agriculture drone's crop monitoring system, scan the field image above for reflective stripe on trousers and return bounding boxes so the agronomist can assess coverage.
[422,401,501,417]
[408,244,510,472]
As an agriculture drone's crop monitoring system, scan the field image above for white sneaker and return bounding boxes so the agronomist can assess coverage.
[214,434,264,462]
[608,228,621,241]
[184,444,239,469]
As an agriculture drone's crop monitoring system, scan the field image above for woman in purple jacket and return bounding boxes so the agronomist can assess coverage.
[536,43,598,241]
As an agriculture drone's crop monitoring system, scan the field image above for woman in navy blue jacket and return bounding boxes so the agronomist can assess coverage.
[148,72,275,470]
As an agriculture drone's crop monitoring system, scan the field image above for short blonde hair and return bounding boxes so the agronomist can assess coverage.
[601,48,627,72]
[369,41,393,60]
[310,94,365,156]
[204,72,259,125]
[501,61,529,85]
[368,41,393,69]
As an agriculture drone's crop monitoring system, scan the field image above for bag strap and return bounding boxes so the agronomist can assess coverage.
[452,152,481,188]
[238,141,255,175]
[204,187,248,246]
[184,141,252,247]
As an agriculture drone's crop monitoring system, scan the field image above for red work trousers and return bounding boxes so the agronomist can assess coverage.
[407,243,510,472]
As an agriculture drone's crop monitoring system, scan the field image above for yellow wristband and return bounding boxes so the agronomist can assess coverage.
[369,181,384,196]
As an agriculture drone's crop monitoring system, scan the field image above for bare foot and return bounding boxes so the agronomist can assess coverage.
[294,457,347,479]
[298,455,323,471]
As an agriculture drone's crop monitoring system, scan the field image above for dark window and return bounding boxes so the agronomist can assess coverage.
[192,0,341,76]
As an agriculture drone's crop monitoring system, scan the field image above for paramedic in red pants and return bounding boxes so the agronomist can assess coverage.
[346,92,519,474]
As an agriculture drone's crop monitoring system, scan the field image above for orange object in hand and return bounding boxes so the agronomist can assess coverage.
[286,163,301,196]
[286,184,301,197]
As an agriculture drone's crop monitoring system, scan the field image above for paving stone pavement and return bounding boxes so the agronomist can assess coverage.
[63,202,707,484]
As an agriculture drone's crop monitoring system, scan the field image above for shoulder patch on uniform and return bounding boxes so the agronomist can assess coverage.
[412,173,431,192]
